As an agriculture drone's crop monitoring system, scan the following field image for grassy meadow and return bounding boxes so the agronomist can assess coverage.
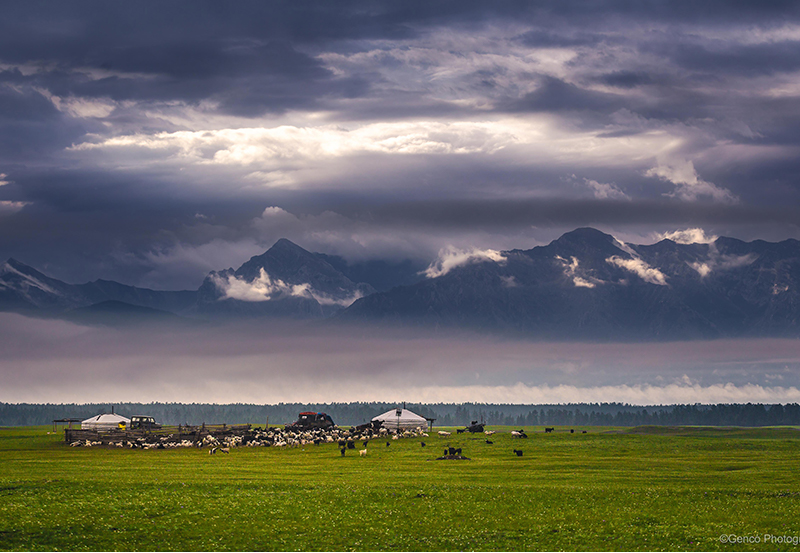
[1,425,799,551]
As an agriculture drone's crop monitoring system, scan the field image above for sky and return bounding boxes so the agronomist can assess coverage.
[0,1,799,289]
[1,1,800,405]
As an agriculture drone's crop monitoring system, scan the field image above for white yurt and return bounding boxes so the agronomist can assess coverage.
[81,412,130,431]
[372,407,429,431]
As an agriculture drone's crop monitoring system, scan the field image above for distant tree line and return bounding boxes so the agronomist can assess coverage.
[2,402,800,428]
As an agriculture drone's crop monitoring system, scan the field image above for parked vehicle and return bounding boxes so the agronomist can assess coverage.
[285,412,335,430]
[129,415,161,430]
[466,420,485,433]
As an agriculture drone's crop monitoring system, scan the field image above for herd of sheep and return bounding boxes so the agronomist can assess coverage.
[68,425,579,458]
[68,423,430,451]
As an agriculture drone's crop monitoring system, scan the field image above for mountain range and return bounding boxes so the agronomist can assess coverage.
[2,228,798,340]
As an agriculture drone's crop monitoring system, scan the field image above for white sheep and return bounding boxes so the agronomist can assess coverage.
[359,449,367,457]
[438,431,451,437]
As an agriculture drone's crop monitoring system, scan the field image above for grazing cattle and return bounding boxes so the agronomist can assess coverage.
[338,439,347,448]
[513,449,523,457]
[444,448,448,456]
[386,442,390,447]
[456,429,465,434]
[485,439,493,445]
[347,441,355,449]
[209,447,217,455]
[219,447,230,454]
[421,442,426,447]
[363,440,369,448]
[511,430,528,438]
[544,427,554,433]
[582,431,587,434]
[448,447,457,456]
[484,430,496,436]
[340,447,346,456]
[570,429,574,434]
[455,448,462,456]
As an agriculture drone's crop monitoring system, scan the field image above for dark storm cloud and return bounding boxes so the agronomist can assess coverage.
[337,198,800,231]
[515,29,606,48]
[2,43,366,116]
[0,166,277,285]
[0,79,90,163]
[671,41,800,77]
[0,1,796,123]
[598,71,655,89]
[0,3,403,117]
[504,76,627,113]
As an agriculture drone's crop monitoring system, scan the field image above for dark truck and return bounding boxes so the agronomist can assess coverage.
[285,412,335,431]
[129,415,161,431]
[465,420,485,433]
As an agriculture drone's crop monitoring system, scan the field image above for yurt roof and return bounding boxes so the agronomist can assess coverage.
[82,413,130,424]
[372,408,428,423]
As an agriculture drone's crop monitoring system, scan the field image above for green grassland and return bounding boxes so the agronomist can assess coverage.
[1,425,799,551]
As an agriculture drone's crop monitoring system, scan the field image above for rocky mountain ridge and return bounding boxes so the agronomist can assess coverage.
[2,229,798,339]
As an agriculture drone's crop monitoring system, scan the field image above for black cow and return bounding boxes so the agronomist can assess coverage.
[513,449,523,457]
[544,427,554,433]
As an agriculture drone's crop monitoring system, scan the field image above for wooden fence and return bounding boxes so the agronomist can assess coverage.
[65,423,252,445]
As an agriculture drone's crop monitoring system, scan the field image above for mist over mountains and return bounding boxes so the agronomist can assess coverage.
[2,228,798,340]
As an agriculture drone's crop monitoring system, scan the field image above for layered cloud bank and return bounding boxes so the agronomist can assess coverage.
[401,383,800,406]
[2,312,800,404]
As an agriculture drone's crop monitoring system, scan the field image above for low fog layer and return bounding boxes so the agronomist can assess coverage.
[2,313,799,405]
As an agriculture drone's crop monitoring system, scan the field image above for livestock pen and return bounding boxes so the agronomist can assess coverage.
[65,423,252,446]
